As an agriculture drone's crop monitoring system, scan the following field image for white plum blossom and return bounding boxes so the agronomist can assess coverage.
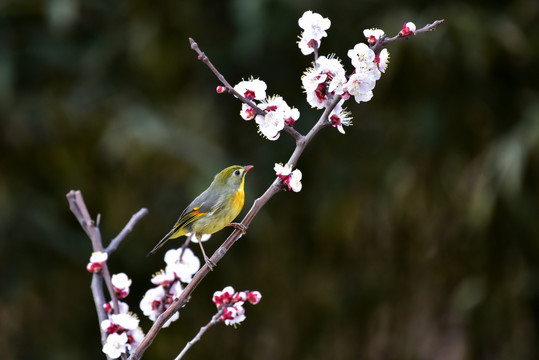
[256,110,283,140]
[302,55,346,109]
[275,163,302,192]
[150,269,175,286]
[274,163,292,177]
[234,78,267,101]
[111,273,132,299]
[298,11,331,55]
[129,326,145,348]
[139,284,180,326]
[345,72,375,103]
[255,95,299,140]
[102,332,128,359]
[111,313,139,331]
[240,103,256,120]
[302,69,327,107]
[347,43,374,68]
[298,39,314,56]
[299,11,331,39]
[89,251,108,263]
[100,313,140,334]
[140,286,166,320]
[287,170,302,192]
[164,247,201,283]
[329,100,353,134]
[111,273,131,290]
[375,48,390,73]
[347,43,380,80]
[363,28,385,45]
[282,103,300,127]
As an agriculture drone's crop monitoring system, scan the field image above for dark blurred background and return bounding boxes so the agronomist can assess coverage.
[1,0,539,359]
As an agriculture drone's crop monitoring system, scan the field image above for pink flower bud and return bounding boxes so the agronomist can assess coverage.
[102,321,118,334]
[234,291,247,303]
[216,86,226,93]
[363,28,385,45]
[221,307,236,321]
[86,261,104,273]
[241,105,256,121]
[212,294,223,307]
[399,22,416,36]
[87,251,108,273]
[247,291,262,305]
[284,116,296,127]
[103,302,113,313]
[117,289,129,299]
[213,286,236,307]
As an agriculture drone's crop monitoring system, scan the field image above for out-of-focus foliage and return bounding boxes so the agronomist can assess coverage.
[1,0,538,359]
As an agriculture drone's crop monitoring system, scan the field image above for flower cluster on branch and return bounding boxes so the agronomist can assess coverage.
[212,286,262,326]
[139,247,200,327]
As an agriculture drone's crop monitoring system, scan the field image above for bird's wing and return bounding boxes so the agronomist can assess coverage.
[147,206,206,256]
[169,187,223,238]
[170,206,206,236]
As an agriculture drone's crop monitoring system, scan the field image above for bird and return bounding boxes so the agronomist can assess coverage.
[149,165,253,269]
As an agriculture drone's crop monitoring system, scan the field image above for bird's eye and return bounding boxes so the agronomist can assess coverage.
[234,170,241,176]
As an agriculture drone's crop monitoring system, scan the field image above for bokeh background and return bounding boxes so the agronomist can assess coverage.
[1,0,539,359]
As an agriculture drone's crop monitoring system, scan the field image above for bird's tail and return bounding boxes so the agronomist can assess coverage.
[147,229,174,256]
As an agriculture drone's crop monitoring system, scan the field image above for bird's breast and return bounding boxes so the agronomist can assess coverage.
[231,187,245,212]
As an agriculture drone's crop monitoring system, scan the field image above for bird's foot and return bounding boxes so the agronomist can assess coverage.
[228,222,247,234]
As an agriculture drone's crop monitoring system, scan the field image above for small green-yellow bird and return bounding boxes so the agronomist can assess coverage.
[149,165,253,268]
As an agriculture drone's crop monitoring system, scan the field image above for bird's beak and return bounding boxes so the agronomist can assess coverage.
[244,165,254,172]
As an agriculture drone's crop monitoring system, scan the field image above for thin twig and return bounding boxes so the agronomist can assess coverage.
[189,38,266,117]
[313,40,319,62]
[106,208,149,253]
[179,233,195,261]
[67,190,101,247]
[101,261,120,316]
[91,274,109,345]
[174,309,224,360]
[371,19,445,53]
[283,124,303,141]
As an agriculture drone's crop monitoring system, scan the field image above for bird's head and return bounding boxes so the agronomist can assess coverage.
[213,165,253,189]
